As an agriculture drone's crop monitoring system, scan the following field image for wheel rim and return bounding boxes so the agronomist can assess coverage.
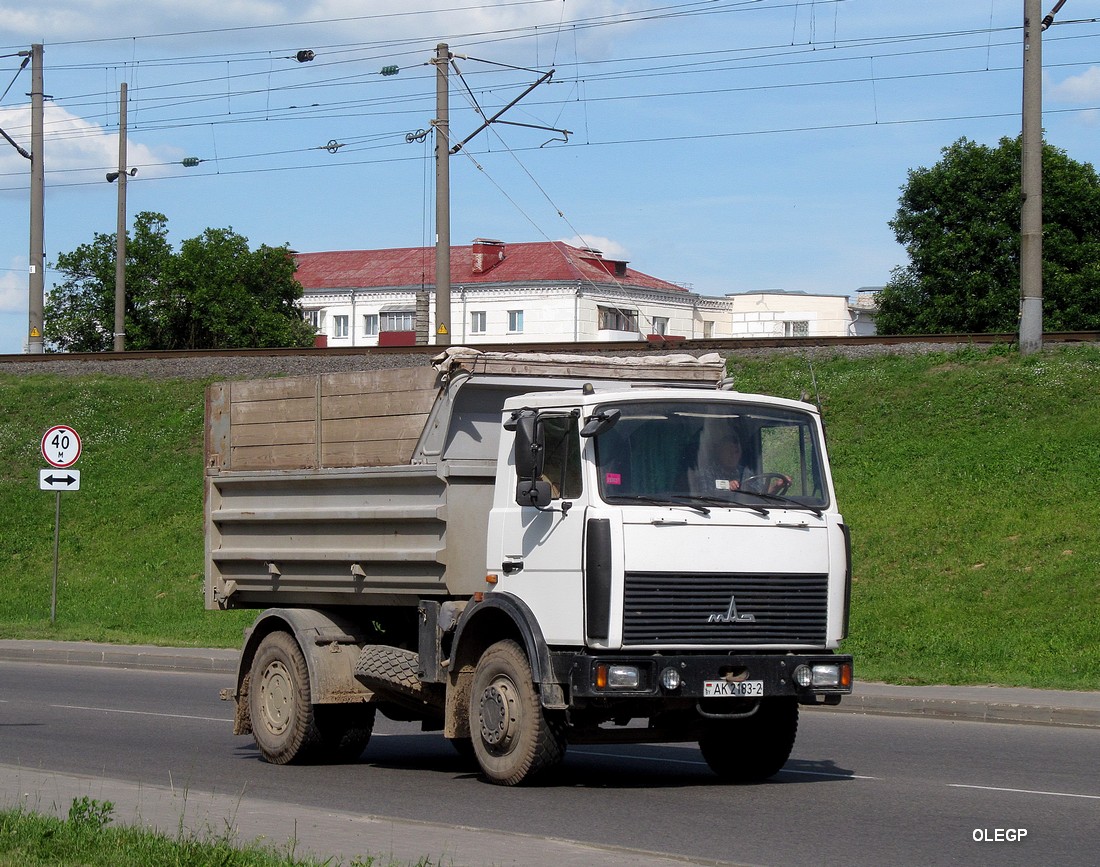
[478,676,519,753]
[258,659,293,736]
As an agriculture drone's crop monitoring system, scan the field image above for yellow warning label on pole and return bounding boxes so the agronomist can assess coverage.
[29,327,41,338]
[437,323,449,335]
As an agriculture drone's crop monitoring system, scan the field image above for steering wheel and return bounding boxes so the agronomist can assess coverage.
[742,473,791,496]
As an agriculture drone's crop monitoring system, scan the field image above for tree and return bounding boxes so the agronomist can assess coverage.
[46,212,174,352]
[45,212,317,351]
[875,137,1100,335]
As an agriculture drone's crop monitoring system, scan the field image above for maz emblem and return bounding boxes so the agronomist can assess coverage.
[707,595,756,624]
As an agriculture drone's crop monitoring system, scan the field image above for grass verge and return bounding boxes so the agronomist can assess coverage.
[0,797,434,867]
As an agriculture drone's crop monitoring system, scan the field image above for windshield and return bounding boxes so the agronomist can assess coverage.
[593,399,829,510]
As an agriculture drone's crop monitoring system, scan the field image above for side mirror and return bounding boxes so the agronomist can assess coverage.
[581,408,620,438]
[512,411,544,479]
[516,479,553,508]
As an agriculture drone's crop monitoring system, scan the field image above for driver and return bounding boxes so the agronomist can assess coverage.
[691,430,753,492]
[690,428,790,495]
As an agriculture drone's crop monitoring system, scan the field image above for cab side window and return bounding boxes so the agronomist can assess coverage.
[540,414,582,500]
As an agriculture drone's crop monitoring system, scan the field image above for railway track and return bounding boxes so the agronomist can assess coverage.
[1,331,1097,367]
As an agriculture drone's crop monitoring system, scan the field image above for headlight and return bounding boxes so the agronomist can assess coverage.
[608,665,640,689]
[660,667,681,691]
[811,664,842,688]
[594,663,641,690]
[793,662,851,689]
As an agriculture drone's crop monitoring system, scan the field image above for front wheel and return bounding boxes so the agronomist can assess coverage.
[469,640,566,785]
[699,697,799,782]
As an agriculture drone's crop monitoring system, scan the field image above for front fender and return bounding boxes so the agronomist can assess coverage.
[450,593,560,699]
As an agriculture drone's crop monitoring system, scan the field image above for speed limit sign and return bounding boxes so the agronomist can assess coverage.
[41,425,82,469]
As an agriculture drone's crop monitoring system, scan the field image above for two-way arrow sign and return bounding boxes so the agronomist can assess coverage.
[40,469,81,491]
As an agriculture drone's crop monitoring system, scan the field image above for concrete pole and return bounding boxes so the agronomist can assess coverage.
[113,82,128,352]
[27,44,44,354]
[434,43,451,346]
[1019,0,1043,355]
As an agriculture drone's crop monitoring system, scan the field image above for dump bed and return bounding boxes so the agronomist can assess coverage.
[204,349,725,610]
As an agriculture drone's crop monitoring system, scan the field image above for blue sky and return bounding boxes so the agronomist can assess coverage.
[1,0,1098,354]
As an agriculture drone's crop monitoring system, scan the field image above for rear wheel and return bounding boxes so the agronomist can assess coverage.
[469,640,565,785]
[249,631,322,764]
[314,704,376,763]
[699,698,799,782]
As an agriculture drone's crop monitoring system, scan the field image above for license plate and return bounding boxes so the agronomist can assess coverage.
[703,680,764,697]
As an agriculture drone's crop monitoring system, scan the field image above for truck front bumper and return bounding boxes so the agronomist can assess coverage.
[551,651,853,706]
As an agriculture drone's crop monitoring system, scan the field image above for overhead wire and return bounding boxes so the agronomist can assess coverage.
[1,3,1096,198]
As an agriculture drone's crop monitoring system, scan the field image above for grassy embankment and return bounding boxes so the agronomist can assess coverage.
[1,345,1097,689]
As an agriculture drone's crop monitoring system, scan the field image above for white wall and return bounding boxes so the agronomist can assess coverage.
[726,292,861,337]
[302,286,873,346]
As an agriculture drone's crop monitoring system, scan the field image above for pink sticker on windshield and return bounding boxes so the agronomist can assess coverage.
[605,472,622,486]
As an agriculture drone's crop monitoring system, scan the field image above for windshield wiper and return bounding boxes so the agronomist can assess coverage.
[680,494,769,517]
[615,494,710,516]
[735,489,823,517]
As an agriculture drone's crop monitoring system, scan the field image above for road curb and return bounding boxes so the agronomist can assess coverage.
[803,689,1100,729]
[0,640,236,675]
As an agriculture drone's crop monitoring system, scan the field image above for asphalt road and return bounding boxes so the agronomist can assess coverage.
[1,660,1096,866]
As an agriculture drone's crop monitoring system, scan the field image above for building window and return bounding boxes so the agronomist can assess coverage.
[652,316,668,336]
[702,320,714,339]
[598,306,638,332]
[363,314,379,337]
[304,310,323,332]
[381,311,415,332]
[470,311,486,334]
[784,320,810,337]
[508,310,524,333]
[334,315,349,338]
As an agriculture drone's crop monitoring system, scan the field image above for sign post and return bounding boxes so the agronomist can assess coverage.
[40,425,82,624]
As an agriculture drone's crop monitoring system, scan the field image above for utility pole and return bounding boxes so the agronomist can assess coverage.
[28,43,44,354]
[1019,0,1044,356]
[112,83,128,352]
[423,44,562,345]
[433,43,452,346]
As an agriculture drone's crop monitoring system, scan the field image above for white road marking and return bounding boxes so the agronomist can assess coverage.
[49,703,230,723]
[949,783,1100,800]
[781,769,879,780]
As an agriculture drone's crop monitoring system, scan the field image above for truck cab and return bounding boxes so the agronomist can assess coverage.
[452,385,852,782]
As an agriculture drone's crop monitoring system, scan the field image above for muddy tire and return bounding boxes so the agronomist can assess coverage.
[469,640,565,786]
[248,631,323,764]
[314,704,376,763]
[699,697,799,782]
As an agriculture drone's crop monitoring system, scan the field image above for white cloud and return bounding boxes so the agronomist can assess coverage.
[0,104,179,189]
[1049,66,1100,103]
[0,1,621,48]
[559,233,628,259]
[0,262,24,313]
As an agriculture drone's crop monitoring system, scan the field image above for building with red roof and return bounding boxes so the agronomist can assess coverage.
[294,238,875,346]
[294,239,725,346]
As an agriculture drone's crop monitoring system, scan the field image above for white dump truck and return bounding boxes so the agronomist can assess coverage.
[206,348,852,785]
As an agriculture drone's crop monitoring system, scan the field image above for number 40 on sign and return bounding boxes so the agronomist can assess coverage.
[41,425,82,469]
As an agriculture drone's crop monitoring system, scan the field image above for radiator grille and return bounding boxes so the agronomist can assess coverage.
[622,572,828,645]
